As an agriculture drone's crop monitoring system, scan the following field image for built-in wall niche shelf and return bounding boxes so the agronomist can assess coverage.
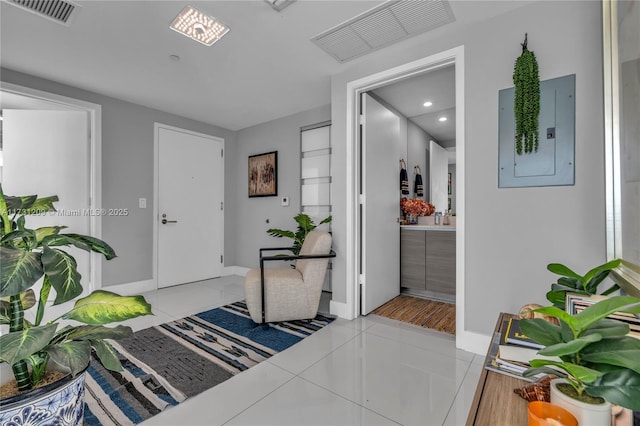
[300,121,332,291]
[498,74,575,188]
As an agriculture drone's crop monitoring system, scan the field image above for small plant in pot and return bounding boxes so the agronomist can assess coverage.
[0,184,152,424]
[545,259,621,309]
[521,295,640,425]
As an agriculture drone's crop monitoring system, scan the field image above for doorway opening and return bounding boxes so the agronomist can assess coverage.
[345,46,467,348]
[0,82,103,292]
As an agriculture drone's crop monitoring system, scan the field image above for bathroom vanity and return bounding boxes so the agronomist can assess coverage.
[400,225,456,300]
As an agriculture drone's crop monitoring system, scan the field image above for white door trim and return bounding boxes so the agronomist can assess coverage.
[153,123,225,289]
[345,46,474,352]
[0,81,103,291]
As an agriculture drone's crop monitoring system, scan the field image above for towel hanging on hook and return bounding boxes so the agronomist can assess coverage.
[400,159,409,195]
[414,165,424,197]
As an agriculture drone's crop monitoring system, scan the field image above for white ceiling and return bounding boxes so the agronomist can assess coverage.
[0,0,534,132]
[372,65,455,145]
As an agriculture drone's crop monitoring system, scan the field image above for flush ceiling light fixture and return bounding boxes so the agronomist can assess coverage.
[170,5,229,46]
[264,0,296,12]
[439,117,448,122]
[423,101,433,107]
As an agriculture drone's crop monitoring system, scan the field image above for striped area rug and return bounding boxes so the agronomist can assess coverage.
[371,295,456,335]
[84,300,334,426]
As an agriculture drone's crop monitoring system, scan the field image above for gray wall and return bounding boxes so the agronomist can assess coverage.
[1,68,237,286]
[330,1,606,335]
[232,104,331,269]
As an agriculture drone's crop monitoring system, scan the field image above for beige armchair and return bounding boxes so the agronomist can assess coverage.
[244,231,335,323]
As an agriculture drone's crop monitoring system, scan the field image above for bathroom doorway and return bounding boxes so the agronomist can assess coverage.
[346,46,466,343]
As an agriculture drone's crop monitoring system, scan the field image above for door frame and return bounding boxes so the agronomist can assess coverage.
[345,46,471,350]
[0,82,103,291]
[153,122,225,288]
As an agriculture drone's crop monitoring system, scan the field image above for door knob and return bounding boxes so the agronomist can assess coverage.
[161,214,177,224]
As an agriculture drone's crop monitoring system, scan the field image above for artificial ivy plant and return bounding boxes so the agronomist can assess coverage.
[513,33,540,155]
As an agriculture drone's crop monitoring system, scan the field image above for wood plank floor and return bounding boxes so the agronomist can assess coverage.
[371,295,456,335]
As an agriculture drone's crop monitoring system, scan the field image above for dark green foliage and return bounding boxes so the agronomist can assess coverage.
[0,184,152,392]
[546,259,621,309]
[267,213,331,254]
[521,296,640,410]
[513,38,540,155]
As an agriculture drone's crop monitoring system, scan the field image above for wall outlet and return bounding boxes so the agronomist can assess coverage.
[281,196,289,206]
[139,198,147,209]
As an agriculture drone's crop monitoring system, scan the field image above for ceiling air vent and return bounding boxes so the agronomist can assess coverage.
[4,0,80,26]
[312,0,455,63]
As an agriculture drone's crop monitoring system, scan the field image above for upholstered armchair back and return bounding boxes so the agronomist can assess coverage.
[296,231,332,288]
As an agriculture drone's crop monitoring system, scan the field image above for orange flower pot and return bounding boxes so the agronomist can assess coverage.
[528,401,578,426]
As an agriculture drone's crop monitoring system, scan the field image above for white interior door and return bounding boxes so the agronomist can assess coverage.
[429,140,449,214]
[157,125,223,288]
[361,94,401,314]
[2,109,91,289]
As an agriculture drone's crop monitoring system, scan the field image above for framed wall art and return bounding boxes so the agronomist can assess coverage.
[248,151,277,197]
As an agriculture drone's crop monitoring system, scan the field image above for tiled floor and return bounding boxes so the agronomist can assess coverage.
[118,275,484,425]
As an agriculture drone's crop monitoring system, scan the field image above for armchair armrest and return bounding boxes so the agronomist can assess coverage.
[259,246,297,256]
[260,250,337,264]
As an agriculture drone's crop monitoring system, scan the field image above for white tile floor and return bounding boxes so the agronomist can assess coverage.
[120,275,483,426]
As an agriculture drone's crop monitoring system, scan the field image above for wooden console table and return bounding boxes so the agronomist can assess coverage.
[465,313,528,425]
[466,313,634,425]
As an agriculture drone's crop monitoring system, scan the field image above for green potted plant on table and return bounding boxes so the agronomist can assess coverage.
[0,184,152,425]
[545,259,621,309]
[521,295,640,425]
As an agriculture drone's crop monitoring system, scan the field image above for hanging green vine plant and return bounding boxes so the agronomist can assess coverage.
[513,33,540,155]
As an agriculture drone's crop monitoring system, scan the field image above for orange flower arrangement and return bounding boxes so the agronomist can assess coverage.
[400,197,435,216]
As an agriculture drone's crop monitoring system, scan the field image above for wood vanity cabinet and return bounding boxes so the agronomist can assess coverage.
[400,229,426,289]
[400,228,455,295]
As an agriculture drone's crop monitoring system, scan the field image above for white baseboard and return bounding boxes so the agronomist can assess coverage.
[330,300,355,320]
[223,266,250,276]
[102,279,156,296]
[456,329,491,356]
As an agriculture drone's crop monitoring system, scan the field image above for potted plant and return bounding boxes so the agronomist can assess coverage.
[521,295,640,425]
[545,259,621,309]
[0,184,152,424]
[267,213,331,254]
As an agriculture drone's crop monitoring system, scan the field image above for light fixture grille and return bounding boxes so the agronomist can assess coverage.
[5,0,79,25]
[312,0,455,63]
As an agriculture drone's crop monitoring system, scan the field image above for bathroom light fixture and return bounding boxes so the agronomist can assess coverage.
[439,117,447,122]
[264,0,296,11]
[423,101,433,107]
[170,5,229,46]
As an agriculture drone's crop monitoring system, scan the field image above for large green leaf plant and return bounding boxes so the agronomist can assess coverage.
[0,184,152,393]
[521,295,640,410]
[545,259,621,309]
[267,213,331,254]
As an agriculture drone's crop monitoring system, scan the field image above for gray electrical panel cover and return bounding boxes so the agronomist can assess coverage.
[498,74,575,188]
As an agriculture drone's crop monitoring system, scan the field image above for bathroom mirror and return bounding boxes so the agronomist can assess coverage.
[603,0,640,293]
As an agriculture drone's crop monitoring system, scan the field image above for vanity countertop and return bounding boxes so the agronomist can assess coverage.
[400,225,456,231]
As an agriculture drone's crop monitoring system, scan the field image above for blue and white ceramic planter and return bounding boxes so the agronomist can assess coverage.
[0,371,86,426]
